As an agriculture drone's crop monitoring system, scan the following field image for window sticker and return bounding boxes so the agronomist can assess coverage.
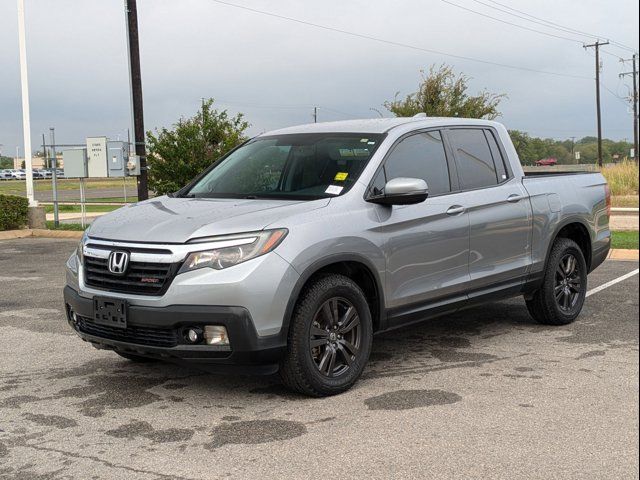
[360,138,369,143]
[334,172,348,181]
[325,185,344,195]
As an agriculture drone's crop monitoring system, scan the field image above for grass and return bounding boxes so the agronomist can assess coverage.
[0,177,137,194]
[601,161,639,197]
[611,195,639,208]
[45,221,87,231]
[44,204,121,214]
[611,230,639,250]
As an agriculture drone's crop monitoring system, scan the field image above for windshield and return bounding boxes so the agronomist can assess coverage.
[183,133,385,200]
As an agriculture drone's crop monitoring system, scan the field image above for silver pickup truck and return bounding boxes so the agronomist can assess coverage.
[64,117,611,396]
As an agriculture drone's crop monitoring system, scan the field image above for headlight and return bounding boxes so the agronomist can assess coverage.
[77,231,88,264]
[178,229,287,273]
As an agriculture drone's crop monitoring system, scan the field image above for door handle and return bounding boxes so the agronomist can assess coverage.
[446,205,466,215]
[507,194,525,203]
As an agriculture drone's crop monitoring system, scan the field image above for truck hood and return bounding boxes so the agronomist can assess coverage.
[88,196,330,243]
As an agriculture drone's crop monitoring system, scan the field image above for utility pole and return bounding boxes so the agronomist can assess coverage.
[49,128,60,227]
[313,106,318,123]
[584,41,609,167]
[125,0,148,200]
[17,0,36,206]
[620,54,639,164]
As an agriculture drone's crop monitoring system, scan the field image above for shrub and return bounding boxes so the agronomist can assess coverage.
[0,194,29,230]
[146,98,249,195]
[601,161,639,197]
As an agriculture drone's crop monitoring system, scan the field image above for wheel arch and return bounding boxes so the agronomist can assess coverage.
[281,254,385,337]
[546,218,593,272]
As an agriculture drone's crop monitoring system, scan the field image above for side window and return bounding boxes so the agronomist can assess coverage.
[449,129,499,190]
[485,130,508,182]
[380,131,451,196]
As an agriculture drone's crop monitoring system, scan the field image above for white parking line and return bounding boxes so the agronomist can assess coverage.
[586,269,640,297]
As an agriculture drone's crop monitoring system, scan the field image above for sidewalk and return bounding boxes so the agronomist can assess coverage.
[45,211,106,224]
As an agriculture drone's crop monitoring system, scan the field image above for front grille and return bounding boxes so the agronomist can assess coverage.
[84,256,178,296]
[76,315,178,347]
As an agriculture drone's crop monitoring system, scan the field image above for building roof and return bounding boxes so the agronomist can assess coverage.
[262,117,502,136]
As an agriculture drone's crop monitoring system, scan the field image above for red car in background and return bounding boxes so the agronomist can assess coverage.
[535,157,558,166]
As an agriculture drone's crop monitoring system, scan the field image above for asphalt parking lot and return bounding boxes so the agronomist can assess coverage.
[0,238,638,479]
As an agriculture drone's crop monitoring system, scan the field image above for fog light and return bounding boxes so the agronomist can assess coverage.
[204,325,229,346]
[185,328,203,344]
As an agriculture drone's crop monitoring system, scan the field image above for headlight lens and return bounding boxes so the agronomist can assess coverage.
[76,231,88,264]
[178,229,287,273]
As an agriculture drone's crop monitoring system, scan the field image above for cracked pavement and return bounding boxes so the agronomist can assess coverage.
[0,238,638,479]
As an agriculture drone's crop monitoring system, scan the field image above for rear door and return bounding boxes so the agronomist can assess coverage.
[445,128,531,293]
[369,130,471,313]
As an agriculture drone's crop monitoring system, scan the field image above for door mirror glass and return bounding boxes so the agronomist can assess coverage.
[367,177,429,205]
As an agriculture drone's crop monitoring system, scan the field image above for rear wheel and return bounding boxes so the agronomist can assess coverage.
[279,274,373,397]
[526,238,587,325]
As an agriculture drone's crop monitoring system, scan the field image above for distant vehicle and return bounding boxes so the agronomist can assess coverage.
[11,170,26,180]
[40,169,53,179]
[535,157,558,167]
[32,170,45,179]
[64,117,611,396]
[0,169,13,180]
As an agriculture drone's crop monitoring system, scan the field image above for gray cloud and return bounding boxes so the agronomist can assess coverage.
[0,0,638,157]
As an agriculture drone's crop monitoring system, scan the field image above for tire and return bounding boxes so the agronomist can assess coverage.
[526,238,587,325]
[114,351,159,363]
[279,274,373,397]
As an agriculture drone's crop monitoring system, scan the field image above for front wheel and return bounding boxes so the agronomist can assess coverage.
[279,274,373,397]
[526,238,587,325]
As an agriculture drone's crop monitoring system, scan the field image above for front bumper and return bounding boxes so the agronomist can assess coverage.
[64,286,286,374]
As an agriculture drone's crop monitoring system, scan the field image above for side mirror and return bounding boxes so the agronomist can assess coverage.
[367,177,429,205]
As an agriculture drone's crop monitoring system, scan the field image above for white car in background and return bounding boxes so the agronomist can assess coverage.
[0,169,14,180]
[11,170,26,180]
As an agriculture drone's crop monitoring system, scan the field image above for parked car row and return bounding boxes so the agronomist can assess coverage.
[0,169,65,180]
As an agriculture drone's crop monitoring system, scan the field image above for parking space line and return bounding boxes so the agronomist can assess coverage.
[587,268,640,297]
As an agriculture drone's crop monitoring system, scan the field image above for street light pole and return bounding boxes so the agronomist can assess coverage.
[17,0,36,206]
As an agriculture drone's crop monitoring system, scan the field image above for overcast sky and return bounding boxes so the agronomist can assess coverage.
[0,0,638,157]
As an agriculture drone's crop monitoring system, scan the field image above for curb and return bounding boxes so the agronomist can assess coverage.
[608,249,639,261]
[0,229,83,240]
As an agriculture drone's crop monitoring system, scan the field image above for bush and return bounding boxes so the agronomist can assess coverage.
[0,194,29,230]
[601,161,639,196]
[146,98,249,195]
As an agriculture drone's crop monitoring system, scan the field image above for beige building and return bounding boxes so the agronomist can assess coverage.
[13,154,63,170]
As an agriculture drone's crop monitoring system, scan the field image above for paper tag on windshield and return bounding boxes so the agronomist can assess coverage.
[325,185,343,195]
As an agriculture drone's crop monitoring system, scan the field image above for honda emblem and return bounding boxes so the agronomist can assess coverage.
[108,251,130,275]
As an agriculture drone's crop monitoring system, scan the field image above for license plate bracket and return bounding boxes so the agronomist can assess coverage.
[93,297,127,329]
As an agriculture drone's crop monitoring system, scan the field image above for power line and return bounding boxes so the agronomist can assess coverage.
[481,0,637,53]
[439,0,585,44]
[470,0,597,40]
[208,0,592,81]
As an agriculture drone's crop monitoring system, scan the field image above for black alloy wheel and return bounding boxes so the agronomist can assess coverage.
[309,297,361,377]
[554,253,582,312]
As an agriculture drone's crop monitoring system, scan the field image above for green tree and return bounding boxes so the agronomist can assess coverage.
[146,99,249,195]
[0,156,13,169]
[384,64,506,119]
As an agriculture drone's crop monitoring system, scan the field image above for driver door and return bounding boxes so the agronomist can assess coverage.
[370,130,471,316]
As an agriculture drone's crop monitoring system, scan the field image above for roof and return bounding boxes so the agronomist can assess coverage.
[262,117,502,136]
